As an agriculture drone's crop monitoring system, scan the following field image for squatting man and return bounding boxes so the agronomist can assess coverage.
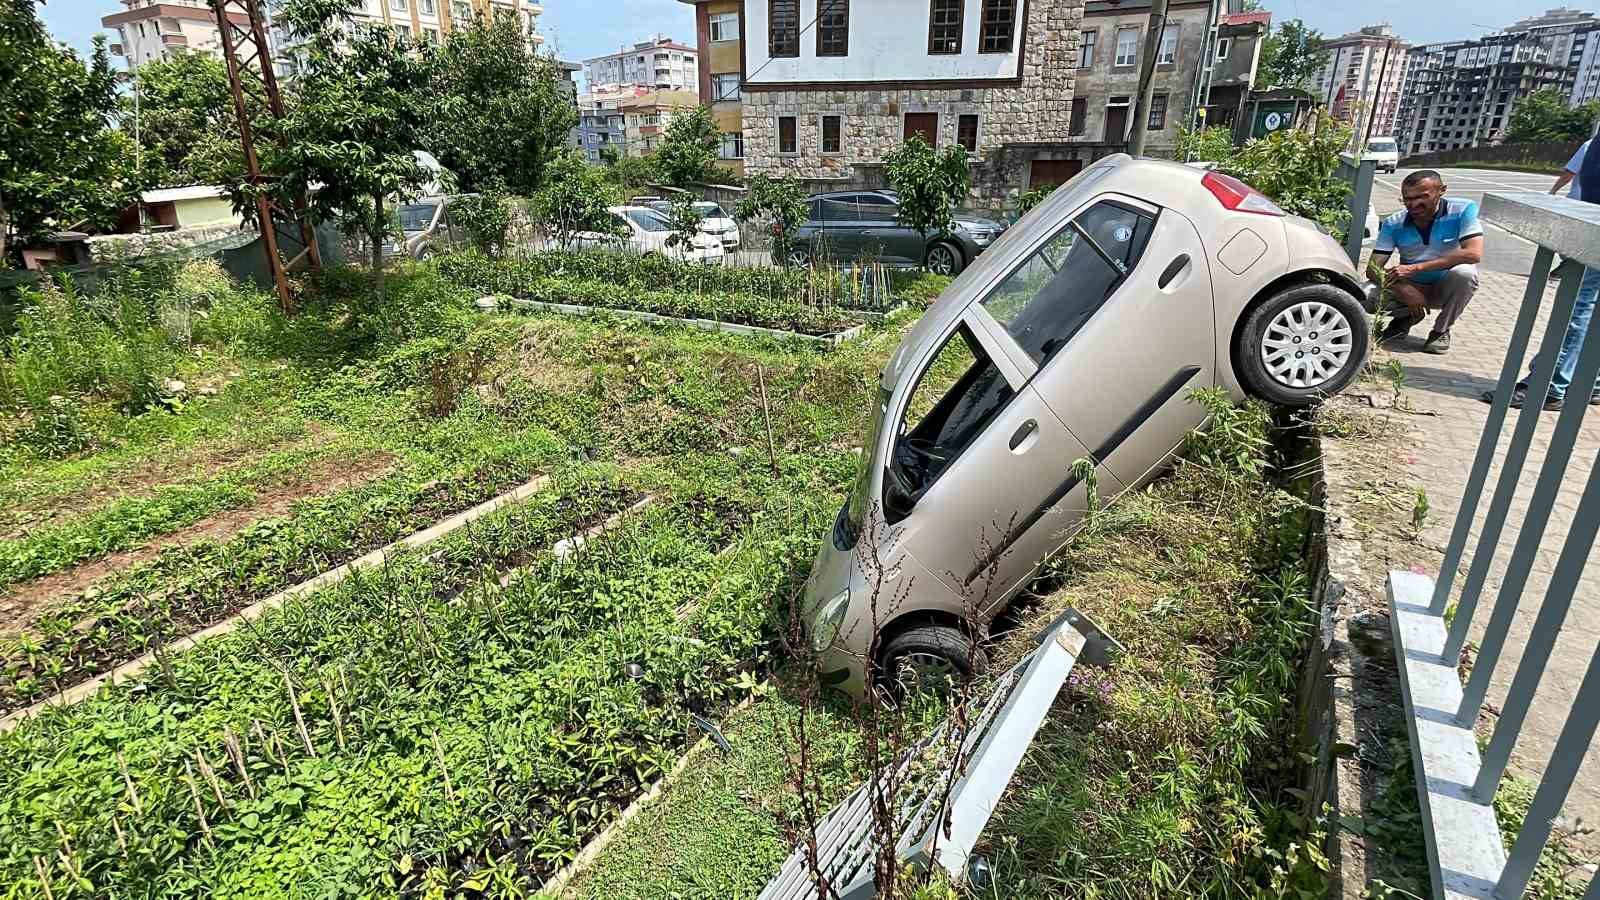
[1367,169,1485,355]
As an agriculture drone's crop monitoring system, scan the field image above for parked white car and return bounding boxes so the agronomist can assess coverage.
[575,206,725,263]
[646,200,742,250]
[1365,137,1400,174]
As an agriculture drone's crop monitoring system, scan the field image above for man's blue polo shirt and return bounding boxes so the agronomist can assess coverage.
[1374,198,1484,285]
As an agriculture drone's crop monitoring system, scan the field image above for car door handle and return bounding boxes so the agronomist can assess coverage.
[1158,254,1190,289]
[1009,419,1038,451]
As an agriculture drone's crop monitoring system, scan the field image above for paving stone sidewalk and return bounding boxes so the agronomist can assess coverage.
[1353,264,1600,838]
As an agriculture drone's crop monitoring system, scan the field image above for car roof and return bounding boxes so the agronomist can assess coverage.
[810,189,894,201]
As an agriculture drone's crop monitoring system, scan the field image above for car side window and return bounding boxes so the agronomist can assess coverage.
[818,197,859,225]
[858,195,898,223]
[892,323,1015,496]
[980,200,1154,366]
[807,199,824,221]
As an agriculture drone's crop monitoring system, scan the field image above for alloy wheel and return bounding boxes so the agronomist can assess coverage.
[926,245,957,276]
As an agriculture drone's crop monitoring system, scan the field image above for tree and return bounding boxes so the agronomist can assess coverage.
[883,136,971,260]
[451,191,513,257]
[273,0,435,298]
[126,52,244,188]
[1175,125,1236,163]
[428,10,576,196]
[1254,20,1329,91]
[735,174,808,265]
[535,150,622,248]
[653,106,719,188]
[0,1,140,262]
[1221,111,1353,238]
[1505,89,1600,144]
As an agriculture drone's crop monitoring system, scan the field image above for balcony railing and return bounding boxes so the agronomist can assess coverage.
[1388,191,1600,900]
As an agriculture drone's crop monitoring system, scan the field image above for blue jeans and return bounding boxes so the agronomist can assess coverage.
[1529,266,1600,400]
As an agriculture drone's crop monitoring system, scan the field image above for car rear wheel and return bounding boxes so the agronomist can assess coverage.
[1237,282,1369,407]
[785,246,811,269]
[925,242,963,276]
[879,623,987,697]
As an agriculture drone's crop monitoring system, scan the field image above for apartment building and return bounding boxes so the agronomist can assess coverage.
[620,90,701,157]
[105,0,548,75]
[584,36,699,92]
[678,0,1085,206]
[1310,25,1410,142]
[1394,31,1570,155]
[103,0,235,69]
[1070,0,1227,155]
[1509,8,1600,106]
[578,84,650,161]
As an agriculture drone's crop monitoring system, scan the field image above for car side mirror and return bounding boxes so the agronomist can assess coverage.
[883,465,917,524]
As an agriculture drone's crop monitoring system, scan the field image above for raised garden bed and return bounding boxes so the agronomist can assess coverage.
[481,296,868,347]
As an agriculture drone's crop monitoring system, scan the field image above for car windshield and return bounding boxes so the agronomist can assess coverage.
[398,203,438,232]
[836,382,890,549]
[693,202,726,217]
[1368,140,1397,153]
[626,209,671,232]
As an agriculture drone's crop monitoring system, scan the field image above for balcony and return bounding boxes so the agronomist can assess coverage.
[525,1,542,11]
[161,32,189,46]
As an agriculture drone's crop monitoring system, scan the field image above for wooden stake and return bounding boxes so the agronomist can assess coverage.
[223,726,255,798]
[183,760,213,844]
[111,816,128,855]
[323,677,346,751]
[283,672,316,757]
[431,731,455,802]
[195,749,226,806]
[116,751,142,814]
[756,365,779,476]
[33,856,54,900]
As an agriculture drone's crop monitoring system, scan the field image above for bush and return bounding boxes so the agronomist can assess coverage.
[450,191,514,257]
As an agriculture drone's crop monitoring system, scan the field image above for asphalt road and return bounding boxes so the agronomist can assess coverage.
[1373,167,1562,277]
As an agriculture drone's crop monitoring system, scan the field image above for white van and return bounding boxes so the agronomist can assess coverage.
[1365,137,1400,174]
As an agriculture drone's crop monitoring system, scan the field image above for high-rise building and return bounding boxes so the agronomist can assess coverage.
[1394,31,1570,155]
[103,0,232,70]
[1310,25,1410,143]
[582,36,698,94]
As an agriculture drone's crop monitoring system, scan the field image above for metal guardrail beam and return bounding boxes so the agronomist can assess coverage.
[1335,154,1377,266]
[1389,191,1600,900]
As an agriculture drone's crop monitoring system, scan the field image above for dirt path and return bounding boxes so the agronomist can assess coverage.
[0,450,395,638]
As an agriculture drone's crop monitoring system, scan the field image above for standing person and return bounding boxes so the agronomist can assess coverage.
[1370,170,1485,354]
[1481,135,1600,410]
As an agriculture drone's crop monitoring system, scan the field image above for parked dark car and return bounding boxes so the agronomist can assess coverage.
[777,190,1005,275]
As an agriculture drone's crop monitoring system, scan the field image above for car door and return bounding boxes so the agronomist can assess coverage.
[975,195,1216,489]
[881,314,1122,610]
[856,193,921,266]
[814,195,864,263]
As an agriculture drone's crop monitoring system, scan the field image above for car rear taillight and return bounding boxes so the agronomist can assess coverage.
[1201,171,1286,216]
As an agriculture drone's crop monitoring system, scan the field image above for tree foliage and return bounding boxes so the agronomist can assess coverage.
[428,10,575,196]
[661,194,705,250]
[0,1,140,260]
[1254,20,1329,91]
[451,191,513,257]
[535,151,622,248]
[1176,125,1237,163]
[883,136,972,246]
[274,0,434,296]
[126,52,245,189]
[653,106,719,188]
[1505,89,1600,144]
[1220,112,1353,237]
[735,174,808,262]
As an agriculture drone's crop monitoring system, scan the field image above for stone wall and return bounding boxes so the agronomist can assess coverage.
[743,0,1086,206]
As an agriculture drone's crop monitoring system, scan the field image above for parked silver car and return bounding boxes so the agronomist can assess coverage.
[803,154,1370,696]
[386,195,469,261]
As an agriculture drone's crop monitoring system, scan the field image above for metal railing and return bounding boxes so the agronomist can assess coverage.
[1335,154,1377,266]
[1388,191,1600,900]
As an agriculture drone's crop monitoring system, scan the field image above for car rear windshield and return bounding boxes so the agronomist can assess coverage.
[399,203,438,232]
[1368,140,1397,152]
[693,202,726,217]
[625,209,671,232]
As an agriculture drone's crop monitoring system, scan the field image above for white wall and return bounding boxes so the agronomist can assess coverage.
[745,0,1023,85]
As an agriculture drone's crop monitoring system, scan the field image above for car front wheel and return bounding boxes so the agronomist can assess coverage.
[925,242,963,276]
[1236,282,1369,407]
[878,623,987,697]
[785,246,812,269]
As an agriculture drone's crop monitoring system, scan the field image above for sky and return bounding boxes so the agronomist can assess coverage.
[35,0,1588,74]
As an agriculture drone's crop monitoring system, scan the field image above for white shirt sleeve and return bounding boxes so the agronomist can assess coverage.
[1566,141,1589,174]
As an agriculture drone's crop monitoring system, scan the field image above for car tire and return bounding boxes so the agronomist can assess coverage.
[1236,282,1370,407]
[785,246,811,269]
[879,623,988,696]
[925,242,963,276]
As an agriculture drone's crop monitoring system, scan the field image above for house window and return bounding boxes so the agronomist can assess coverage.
[1079,30,1096,68]
[1158,24,1178,64]
[770,0,799,58]
[391,0,406,10]
[1069,97,1087,135]
[904,112,938,146]
[1147,93,1168,130]
[957,114,979,152]
[452,1,470,19]
[420,0,435,12]
[928,0,962,54]
[1115,28,1138,67]
[821,114,843,153]
[710,11,740,42]
[778,116,798,154]
[719,131,745,159]
[1216,37,1231,60]
[979,0,1016,53]
[817,0,848,57]
[423,27,438,41]
[713,73,741,101]
[394,22,410,37]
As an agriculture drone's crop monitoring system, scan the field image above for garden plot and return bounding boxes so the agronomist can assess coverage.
[0,467,838,898]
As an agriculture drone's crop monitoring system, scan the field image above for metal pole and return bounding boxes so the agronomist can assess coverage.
[1127,0,1171,157]
[1443,265,1582,659]
[1459,292,1600,725]
[1431,244,1554,613]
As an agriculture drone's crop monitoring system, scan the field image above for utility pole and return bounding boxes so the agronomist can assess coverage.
[1128,0,1172,157]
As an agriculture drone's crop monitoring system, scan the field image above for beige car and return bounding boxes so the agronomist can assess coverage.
[804,154,1369,696]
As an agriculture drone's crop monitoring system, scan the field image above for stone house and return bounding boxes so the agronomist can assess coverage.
[678,0,1090,210]
[1068,0,1217,156]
